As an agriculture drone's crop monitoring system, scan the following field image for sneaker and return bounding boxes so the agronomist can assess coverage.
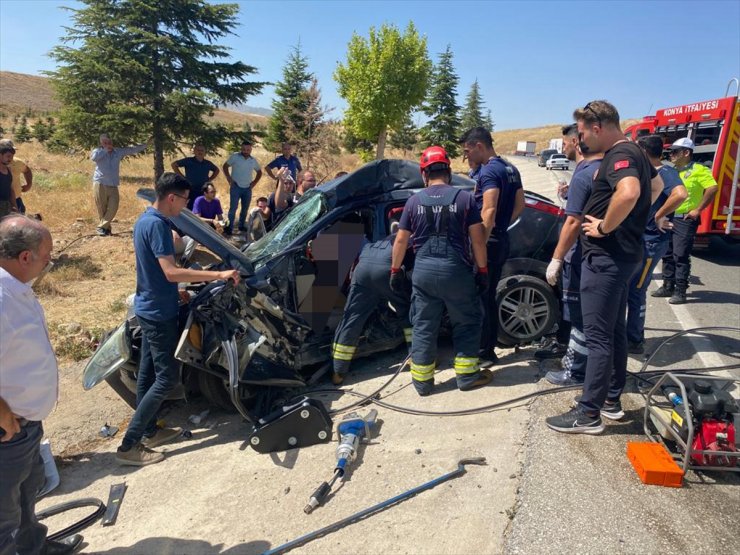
[545,369,584,386]
[141,427,182,449]
[668,289,687,305]
[651,284,674,298]
[600,400,625,421]
[95,227,107,236]
[459,369,493,391]
[331,372,344,385]
[116,443,165,466]
[628,341,645,354]
[546,407,604,435]
[535,339,567,360]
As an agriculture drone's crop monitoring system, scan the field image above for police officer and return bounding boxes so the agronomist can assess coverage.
[391,146,491,396]
[331,234,413,385]
[460,127,525,363]
[652,138,718,305]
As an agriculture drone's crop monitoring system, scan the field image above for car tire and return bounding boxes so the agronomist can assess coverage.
[104,370,137,410]
[496,274,559,347]
[197,371,238,413]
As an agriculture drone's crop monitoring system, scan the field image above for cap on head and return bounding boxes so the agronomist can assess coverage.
[670,137,695,151]
[419,146,451,174]
[0,138,15,149]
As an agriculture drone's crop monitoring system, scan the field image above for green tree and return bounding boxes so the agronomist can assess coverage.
[282,78,334,171]
[483,109,494,131]
[265,42,313,152]
[420,45,461,157]
[15,116,32,143]
[335,22,431,160]
[459,79,491,133]
[389,112,418,157]
[32,119,52,143]
[49,0,266,180]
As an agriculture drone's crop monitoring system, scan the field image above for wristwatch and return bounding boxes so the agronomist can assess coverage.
[597,221,610,236]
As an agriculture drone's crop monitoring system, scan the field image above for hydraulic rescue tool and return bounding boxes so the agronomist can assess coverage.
[304,409,378,514]
[264,457,487,555]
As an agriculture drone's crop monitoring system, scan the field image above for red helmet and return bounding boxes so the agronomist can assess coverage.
[419,146,451,173]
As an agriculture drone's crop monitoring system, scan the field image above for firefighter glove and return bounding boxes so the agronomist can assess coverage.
[390,268,406,293]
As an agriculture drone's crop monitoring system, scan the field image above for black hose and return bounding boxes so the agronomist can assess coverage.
[36,497,106,541]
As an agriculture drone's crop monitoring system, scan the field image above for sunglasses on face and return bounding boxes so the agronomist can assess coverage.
[583,102,602,126]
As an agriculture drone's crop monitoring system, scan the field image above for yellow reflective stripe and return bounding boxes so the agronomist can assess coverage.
[411,369,435,381]
[410,361,435,372]
[455,366,480,375]
[332,343,356,354]
[403,328,413,341]
[454,357,479,366]
[635,257,653,289]
[333,352,354,361]
[454,356,479,375]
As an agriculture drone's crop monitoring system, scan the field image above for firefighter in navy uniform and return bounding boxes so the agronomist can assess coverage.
[391,146,491,396]
[331,233,414,385]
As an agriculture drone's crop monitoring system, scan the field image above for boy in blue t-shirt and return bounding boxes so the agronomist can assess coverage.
[116,173,240,467]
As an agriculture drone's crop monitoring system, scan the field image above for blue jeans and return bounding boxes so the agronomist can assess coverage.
[578,253,639,413]
[228,184,252,230]
[0,422,47,555]
[627,238,670,344]
[122,315,180,448]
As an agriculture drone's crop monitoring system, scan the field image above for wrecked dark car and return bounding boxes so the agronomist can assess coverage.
[83,159,563,419]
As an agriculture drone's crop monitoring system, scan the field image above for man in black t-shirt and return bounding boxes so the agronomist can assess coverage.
[546,100,663,435]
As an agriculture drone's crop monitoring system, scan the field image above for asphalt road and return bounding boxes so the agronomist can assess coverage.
[505,154,740,555]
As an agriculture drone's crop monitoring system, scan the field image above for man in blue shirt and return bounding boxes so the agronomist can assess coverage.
[544,124,602,386]
[626,135,687,353]
[90,133,150,236]
[391,146,491,396]
[171,144,220,209]
[265,142,303,183]
[116,173,240,466]
[460,127,525,363]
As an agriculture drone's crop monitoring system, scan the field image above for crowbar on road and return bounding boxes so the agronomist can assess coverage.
[262,457,487,555]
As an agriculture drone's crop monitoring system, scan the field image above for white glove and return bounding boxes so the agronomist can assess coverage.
[546,258,563,286]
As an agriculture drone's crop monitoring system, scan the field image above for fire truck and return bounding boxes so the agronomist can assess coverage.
[624,78,740,242]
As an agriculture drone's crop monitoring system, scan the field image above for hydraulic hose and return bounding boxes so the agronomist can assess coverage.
[36,497,106,541]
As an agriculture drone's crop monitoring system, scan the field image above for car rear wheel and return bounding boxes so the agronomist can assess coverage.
[496,274,558,347]
[197,371,238,413]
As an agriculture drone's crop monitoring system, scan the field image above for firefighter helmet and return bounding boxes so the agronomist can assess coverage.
[419,146,451,174]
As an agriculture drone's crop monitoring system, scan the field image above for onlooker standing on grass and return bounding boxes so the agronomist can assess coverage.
[652,138,718,305]
[543,124,602,386]
[170,144,220,210]
[0,145,18,219]
[627,136,688,353]
[90,133,149,236]
[0,139,33,214]
[265,142,302,183]
[0,215,84,555]
[116,173,240,466]
[222,140,262,235]
[546,101,663,435]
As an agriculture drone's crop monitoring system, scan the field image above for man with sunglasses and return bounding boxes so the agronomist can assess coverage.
[546,101,663,435]
[117,173,240,466]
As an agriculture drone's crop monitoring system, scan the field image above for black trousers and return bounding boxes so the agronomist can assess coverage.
[661,216,699,290]
[481,233,510,352]
[578,252,639,413]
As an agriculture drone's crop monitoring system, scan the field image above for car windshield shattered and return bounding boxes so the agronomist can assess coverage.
[244,189,329,266]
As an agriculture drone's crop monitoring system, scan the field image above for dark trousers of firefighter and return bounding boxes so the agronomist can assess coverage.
[481,233,509,352]
[627,237,670,345]
[410,250,482,394]
[661,216,699,290]
[578,252,639,413]
[332,258,411,375]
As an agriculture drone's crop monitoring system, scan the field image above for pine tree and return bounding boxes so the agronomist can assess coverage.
[459,79,490,133]
[265,42,313,152]
[49,0,266,180]
[420,45,461,157]
[32,119,52,143]
[15,116,32,143]
[483,109,494,131]
[282,78,334,171]
[389,112,418,157]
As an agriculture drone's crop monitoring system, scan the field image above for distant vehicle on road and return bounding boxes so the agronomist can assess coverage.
[538,149,558,167]
[546,154,570,170]
[516,141,537,156]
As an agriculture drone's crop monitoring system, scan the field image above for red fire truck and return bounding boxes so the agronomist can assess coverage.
[624,78,740,242]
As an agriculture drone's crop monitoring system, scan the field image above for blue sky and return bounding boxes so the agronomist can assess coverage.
[1,0,739,130]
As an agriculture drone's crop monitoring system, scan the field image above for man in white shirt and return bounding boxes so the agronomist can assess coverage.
[0,215,83,554]
[222,140,262,235]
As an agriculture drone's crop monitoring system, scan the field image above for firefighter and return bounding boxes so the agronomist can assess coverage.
[652,138,718,304]
[391,146,491,396]
[331,234,413,385]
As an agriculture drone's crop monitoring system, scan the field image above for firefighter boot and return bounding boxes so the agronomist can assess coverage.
[668,287,687,305]
[651,281,674,298]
